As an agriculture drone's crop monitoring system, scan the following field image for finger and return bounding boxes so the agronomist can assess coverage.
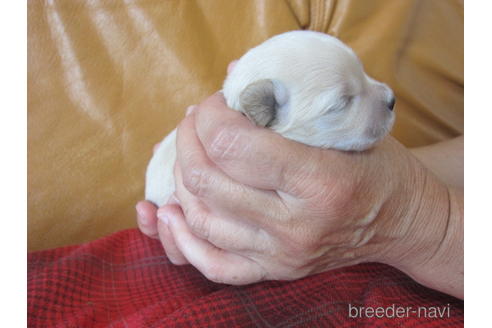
[156,213,189,265]
[193,93,329,194]
[153,142,161,154]
[136,201,159,239]
[185,105,196,116]
[174,164,271,253]
[175,110,288,227]
[227,60,238,75]
[161,204,266,285]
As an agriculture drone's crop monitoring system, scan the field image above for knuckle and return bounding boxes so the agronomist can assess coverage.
[182,167,212,197]
[208,125,246,161]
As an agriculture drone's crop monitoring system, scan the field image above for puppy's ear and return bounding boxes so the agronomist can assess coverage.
[239,79,286,127]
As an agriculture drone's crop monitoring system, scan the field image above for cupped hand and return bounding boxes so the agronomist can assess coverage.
[137,62,459,298]
[143,92,451,288]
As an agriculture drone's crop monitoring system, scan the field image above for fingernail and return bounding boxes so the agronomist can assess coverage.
[153,142,161,153]
[157,210,169,225]
[227,60,238,74]
[186,105,196,116]
[137,204,152,226]
[136,203,145,218]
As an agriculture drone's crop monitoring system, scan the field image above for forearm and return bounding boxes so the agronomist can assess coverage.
[421,187,463,299]
[411,136,463,189]
[399,136,463,298]
[380,164,464,299]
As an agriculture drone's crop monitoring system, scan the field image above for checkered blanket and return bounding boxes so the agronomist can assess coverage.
[28,229,463,327]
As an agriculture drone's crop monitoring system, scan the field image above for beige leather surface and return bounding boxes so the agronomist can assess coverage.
[28,0,463,251]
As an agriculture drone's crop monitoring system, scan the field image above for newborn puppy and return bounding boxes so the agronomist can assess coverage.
[146,30,395,206]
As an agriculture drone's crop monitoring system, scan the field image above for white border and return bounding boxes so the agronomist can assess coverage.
[0,1,27,327]
[465,1,492,326]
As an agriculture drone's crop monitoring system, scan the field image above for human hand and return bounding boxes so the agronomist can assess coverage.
[137,64,462,298]
[156,92,458,290]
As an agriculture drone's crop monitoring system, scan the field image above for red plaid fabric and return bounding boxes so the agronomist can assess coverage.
[28,229,463,327]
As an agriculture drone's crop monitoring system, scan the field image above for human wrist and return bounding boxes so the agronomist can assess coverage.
[375,159,463,297]
[385,169,449,268]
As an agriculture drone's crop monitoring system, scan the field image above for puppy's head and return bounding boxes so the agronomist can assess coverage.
[222,31,395,151]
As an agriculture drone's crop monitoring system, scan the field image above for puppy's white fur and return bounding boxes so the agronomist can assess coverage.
[146,31,395,206]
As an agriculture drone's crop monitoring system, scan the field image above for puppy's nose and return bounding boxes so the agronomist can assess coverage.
[387,96,395,111]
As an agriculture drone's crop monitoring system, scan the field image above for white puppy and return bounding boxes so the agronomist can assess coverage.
[146,31,395,207]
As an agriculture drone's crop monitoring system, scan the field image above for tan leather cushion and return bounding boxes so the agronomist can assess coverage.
[28,0,463,251]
